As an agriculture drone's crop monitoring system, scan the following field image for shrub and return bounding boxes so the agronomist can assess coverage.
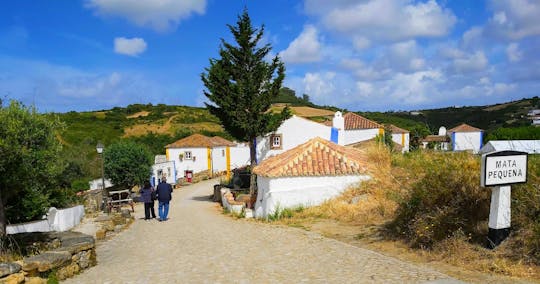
[389,152,491,248]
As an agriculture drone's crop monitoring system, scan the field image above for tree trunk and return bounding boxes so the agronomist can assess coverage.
[0,189,6,237]
[249,138,257,196]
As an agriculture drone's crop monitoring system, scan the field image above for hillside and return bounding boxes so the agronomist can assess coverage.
[360,97,540,136]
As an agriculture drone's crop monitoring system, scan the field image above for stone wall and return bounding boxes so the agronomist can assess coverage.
[0,231,96,283]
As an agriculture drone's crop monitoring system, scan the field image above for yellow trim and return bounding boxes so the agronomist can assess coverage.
[166,149,169,161]
[207,147,212,176]
[379,128,384,136]
[401,133,405,146]
[226,146,231,180]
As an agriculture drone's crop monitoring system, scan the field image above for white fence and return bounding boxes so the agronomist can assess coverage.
[6,205,85,235]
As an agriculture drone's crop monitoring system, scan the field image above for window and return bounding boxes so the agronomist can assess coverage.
[184,151,192,160]
[270,134,282,149]
[222,149,225,157]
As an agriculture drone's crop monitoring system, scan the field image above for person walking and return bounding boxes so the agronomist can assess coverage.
[140,181,156,220]
[155,176,173,221]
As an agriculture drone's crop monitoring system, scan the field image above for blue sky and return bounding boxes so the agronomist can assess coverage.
[1,0,539,112]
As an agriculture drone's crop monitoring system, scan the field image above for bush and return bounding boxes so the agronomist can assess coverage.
[389,152,491,248]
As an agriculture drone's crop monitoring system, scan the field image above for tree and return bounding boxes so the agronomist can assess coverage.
[103,141,152,190]
[0,100,64,236]
[201,9,289,195]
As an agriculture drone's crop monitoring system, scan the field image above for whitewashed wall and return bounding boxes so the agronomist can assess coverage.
[256,116,332,162]
[391,133,410,152]
[254,175,370,218]
[452,132,482,153]
[211,146,227,174]
[168,147,209,177]
[151,161,176,185]
[7,205,85,234]
[229,144,250,169]
[343,129,380,145]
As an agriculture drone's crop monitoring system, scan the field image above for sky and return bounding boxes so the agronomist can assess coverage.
[1,0,539,113]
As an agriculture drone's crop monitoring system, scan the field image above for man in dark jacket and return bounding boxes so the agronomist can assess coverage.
[155,176,173,221]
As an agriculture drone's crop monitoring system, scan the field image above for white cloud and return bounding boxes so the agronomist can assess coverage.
[280,25,322,63]
[462,26,484,48]
[453,51,488,73]
[487,0,540,39]
[86,0,206,32]
[506,43,522,62]
[303,72,336,99]
[352,37,370,50]
[114,37,147,56]
[308,0,456,42]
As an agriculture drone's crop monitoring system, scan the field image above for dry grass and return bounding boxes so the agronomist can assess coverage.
[126,111,150,119]
[270,105,335,117]
[123,112,223,137]
[268,144,540,281]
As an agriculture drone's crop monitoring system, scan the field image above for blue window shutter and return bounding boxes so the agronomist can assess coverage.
[331,127,339,143]
[452,132,456,151]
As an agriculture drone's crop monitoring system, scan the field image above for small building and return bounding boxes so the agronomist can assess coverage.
[389,124,410,152]
[151,155,176,187]
[420,135,450,150]
[332,112,384,146]
[252,137,371,218]
[166,134,250,180]
[479,140,540,154]
[448,123,484,154]
[256,115,332,162]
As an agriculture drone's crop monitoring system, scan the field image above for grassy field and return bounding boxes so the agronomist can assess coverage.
[265,144,540,282]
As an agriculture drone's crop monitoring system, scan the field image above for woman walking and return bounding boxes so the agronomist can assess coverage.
[140,180,156,220]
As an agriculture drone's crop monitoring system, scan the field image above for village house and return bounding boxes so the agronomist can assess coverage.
[150,155,176,187]
[256,115,333,162]
[448,123,484,154]
[252,137,371,218]
[389,124,410,152]
[257,111,393,162]
[421,124,484,153]
[164,134,250,182]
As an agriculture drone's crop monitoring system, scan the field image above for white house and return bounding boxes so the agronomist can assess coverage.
[151,156,176,187]
[389,124,410,152]
[252,137,371,218]
[165,134,250,180]
[480,140,540,154]
[256,115,333,162]
[448,123,484,154]
[332,112,384,146]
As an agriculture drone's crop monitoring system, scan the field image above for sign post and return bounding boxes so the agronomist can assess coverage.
[481,150,528,248]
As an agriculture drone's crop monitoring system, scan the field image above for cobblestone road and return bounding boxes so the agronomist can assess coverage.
[65,178,462,283]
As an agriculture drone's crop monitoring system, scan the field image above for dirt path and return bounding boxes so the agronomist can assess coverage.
[65,179,462,283]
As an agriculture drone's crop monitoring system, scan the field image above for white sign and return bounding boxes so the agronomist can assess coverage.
[481,151,528,187]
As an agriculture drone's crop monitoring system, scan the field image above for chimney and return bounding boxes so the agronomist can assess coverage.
[332,111,344,130]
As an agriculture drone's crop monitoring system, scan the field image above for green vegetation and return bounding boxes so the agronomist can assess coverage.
[0,101,66,235]
[103,141,153,189]
[201,9,289,194]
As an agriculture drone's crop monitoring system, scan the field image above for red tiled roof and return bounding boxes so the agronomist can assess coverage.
[448,123,483,133]
[421,135,450,143]
[343,112,382,130]
[166,134,235,148]
[252,137,369,178]
[389,124,409,133]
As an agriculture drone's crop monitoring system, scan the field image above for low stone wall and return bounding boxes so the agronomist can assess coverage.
[220,188,245,214]
[0,231,96,283]
[7,206,85,235]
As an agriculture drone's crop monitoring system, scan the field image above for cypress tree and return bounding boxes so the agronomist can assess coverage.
[201,9,289,195]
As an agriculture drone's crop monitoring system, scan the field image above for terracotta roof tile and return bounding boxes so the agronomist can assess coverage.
[166,134,235,148]
[343,112,382,130]
[389,124,409,133]
[421,135,450,143]
[253,137,369,178]
[448,123,483,133]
